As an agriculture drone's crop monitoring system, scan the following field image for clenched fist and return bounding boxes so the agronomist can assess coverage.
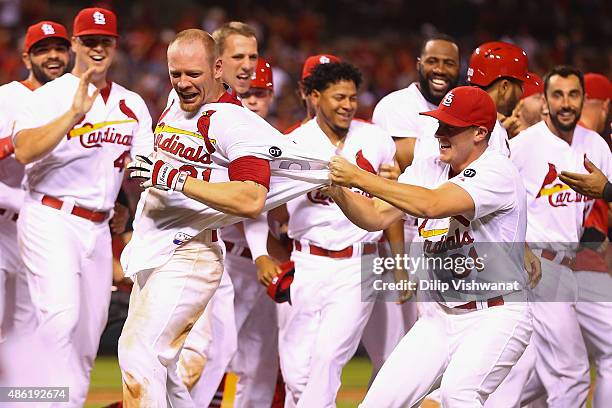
[128,155,189,192]
[329,155,362,188]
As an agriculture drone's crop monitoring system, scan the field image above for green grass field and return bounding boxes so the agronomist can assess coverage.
[86,356,374,408]
[86,356,596,407]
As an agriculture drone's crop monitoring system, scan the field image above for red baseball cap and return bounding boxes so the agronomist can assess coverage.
[250,57,273,90]
[267,261,295,304]
[420,86,497,132]
[522,72,544,99]
[301,54,341,80]
[584,73,612,101]
[73,7,118,37]
[24,21,70,53]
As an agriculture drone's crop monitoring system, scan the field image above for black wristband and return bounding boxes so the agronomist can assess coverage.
[603,181,612,202]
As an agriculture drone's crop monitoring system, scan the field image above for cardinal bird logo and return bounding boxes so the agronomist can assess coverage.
[197,110,217,153]
[119,100,139,123]
[536,163,566,198]
[355,150,376,174]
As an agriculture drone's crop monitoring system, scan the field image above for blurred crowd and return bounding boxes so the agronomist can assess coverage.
[1,0,610,127]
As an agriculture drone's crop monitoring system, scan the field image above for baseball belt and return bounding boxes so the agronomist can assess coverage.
[224,241,252,259]
[454,295,505,311]
[41,195,109,222]
[538,249,574,269]
[293,240,377,259]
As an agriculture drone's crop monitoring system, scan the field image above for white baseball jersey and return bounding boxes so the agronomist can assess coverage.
[0,81,32,212]
[286,119,396,249]
[510,121,612,246]
[398,150,528,305]
[373,83,510,159]
[13,73,153,212]
[122,92,331,276]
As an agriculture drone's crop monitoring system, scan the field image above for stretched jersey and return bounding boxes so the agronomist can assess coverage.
[13,73,153,212]
[287,119,396,249]
[122,92,331,275]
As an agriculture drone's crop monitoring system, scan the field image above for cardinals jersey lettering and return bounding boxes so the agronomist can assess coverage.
[510,121,612,247]
[286,119,396,249]
[122,92,331,276]
[398,150,527,306]
[13,73,153,212]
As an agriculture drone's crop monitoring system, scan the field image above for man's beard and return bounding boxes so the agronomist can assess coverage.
[31,61,66,85]
[418,67,458,106]
[549,108,580,132]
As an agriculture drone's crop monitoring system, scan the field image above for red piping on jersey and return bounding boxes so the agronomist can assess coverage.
[19,80,36,91]
[228,156,271,190]
[158,99,175,123]
[216,91,243,106]
[100,81,112,104]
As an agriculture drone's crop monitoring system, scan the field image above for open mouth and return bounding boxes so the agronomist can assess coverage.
[439,141,451,150]
[44,62,64,73]
[90,55,105,63]
[429,77,449,92]
[558,110,575,120]
[178,91,198,103]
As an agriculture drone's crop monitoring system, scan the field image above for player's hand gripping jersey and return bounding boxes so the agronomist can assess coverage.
[123,92,331,275]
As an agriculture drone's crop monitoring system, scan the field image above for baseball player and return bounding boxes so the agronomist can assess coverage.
[279,61,402,408]
[179,57,284,407]
[118,29,329,407]
[11,8,153,406]
[213,21,258,95]
[328,86,532,408]
[175,22,269,407]
[570,72,612,408]
[284,54,342,134]
[368,36,461,389]
[467,41,537,157]
[373,34,460,171]
[509,66,612,407]
[503,72,545,138]
[0,21,70,344]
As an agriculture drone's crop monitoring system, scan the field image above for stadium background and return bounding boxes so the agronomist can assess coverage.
[1,0,609,406]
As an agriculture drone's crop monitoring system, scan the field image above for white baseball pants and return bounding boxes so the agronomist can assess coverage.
[118,234,223,408]
[186,267,236,406]
[14,199,112,408]
[530,258,590,408]
[279,250,376,408]
[576,270,612,408]
[360,300,532,408]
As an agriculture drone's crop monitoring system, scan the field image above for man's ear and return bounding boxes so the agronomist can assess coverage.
[214,57,223,80]
[474,126,489,143]
[22,52,32,70]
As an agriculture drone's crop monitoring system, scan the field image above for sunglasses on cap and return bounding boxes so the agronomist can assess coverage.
[77,36,116,48]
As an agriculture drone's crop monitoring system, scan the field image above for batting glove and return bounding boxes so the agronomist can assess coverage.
[128,155,189,192]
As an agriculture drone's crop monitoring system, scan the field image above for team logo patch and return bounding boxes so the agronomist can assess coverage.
[319,56,331,64]
[173,232,194,245]
[41,23,56,35]
[269,146,282,157]
[93,11,106,25]
[442,91,454,107]
[463,168,476,177]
